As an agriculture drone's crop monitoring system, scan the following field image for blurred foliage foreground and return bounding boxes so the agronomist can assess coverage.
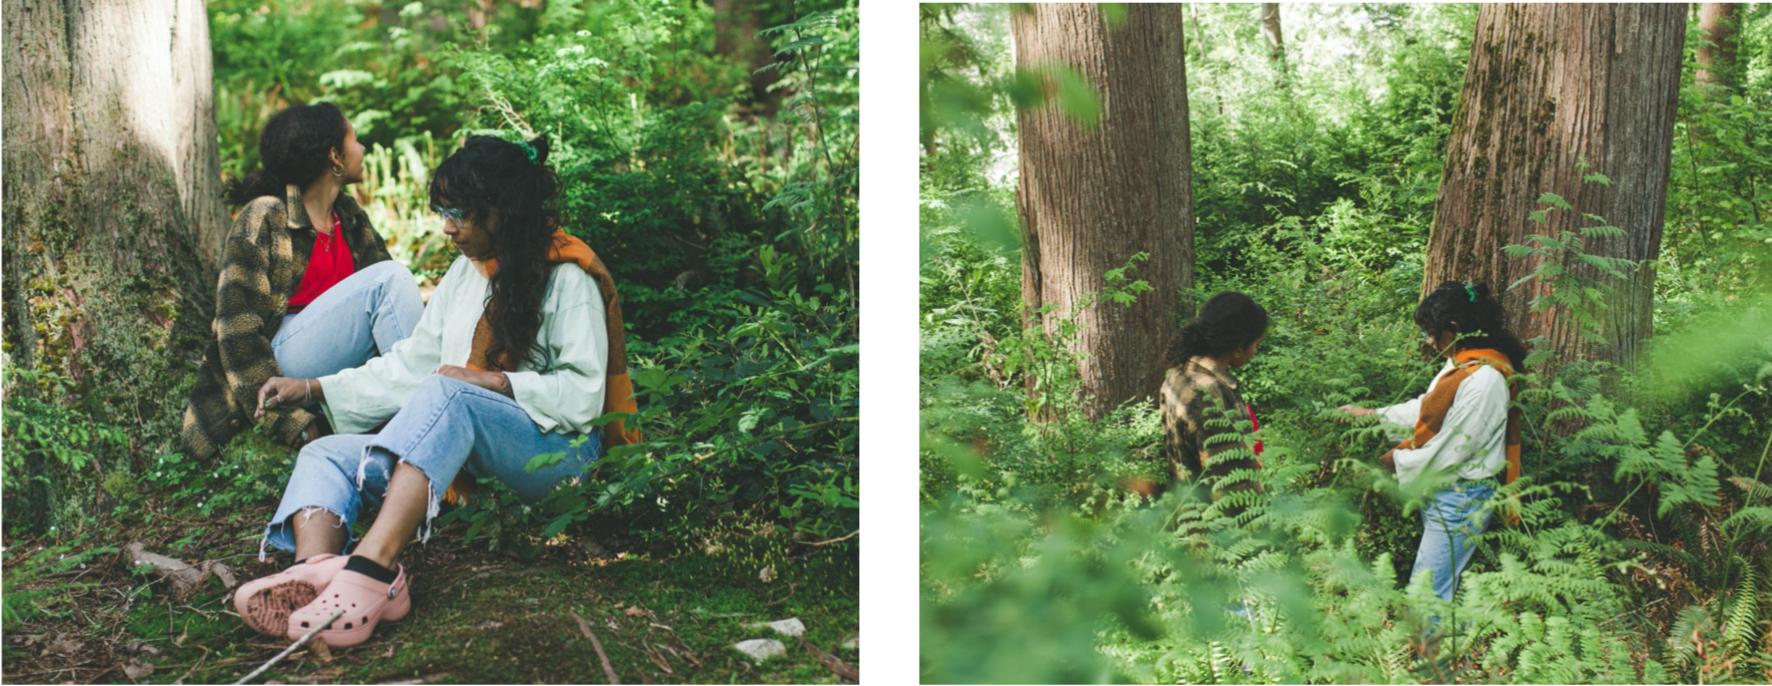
[3,0,858,682]
[920,4,1772,684]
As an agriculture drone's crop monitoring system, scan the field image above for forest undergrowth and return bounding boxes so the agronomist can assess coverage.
[920,4,1772,683]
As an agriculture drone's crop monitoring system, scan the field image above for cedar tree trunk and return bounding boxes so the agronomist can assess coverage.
[1424,3,1684,368]
[3,0,224,531]
[1696,3,1736,89]
[1012,3,1194,417]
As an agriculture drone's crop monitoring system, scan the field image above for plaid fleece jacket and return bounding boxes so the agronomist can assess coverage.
[1159,356,1261,491]
[180,185,393,459]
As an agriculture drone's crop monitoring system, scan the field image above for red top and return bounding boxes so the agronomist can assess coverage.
[287,212,356,313]
[1246,404,1264,460]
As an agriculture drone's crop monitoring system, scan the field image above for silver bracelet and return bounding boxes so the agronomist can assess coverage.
[303,378,312,405]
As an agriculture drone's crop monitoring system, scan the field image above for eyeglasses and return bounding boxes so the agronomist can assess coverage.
[432,205,465,224]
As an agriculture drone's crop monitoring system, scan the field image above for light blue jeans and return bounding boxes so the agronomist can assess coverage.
[1410,480,1494,602]
[261,375,605,559]
[271,260,424,381]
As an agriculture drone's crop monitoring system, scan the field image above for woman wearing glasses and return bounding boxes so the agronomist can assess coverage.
[233,134,640,648]
[182,102,423,459]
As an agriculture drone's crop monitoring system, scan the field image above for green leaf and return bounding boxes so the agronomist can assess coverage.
[526,452,566,474]
[1537,193,1572,211]
[540,513,575,540]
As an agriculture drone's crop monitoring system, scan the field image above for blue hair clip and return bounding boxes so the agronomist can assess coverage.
[1465,283,1479,302]
[518,141,538,163]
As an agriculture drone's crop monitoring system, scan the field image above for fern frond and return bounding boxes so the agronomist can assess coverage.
[1724,563,1761,651]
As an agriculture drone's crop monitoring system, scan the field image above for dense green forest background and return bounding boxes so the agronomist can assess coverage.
[3,0,857,681]
[921,4,1772,683]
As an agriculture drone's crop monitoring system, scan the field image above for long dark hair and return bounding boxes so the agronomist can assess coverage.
[1165,291,1269,368]
[429,134,561,370]
[226,102,350,206]
[1413,280,1530,371]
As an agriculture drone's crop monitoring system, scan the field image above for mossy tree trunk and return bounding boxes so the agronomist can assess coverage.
[3,0,225,532]
[1012,3,1194,418]
[1424,3,1685,369]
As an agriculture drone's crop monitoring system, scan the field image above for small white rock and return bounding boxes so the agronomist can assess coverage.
[732,638,786,663]
[747,618,806,636]
[758,565,777,583]
[842,636,858,650]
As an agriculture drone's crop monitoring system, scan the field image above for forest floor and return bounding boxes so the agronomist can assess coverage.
[1,453,860,684]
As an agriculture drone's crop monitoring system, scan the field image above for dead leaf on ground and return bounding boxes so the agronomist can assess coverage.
[124,639,164,657]
[124,657,155,681]
[46,634,84,655]
[309,640,334,665]
[623,606,647,617]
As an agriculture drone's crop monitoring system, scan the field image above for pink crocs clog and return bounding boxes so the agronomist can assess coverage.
[234,554,351,637]
[286,561,411,647]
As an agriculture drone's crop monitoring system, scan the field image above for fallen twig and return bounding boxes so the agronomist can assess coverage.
[231,609,343,685]
[797,530,859,546]
[764,582,799,607]
[569,607,622,684]
[801,639,860,682]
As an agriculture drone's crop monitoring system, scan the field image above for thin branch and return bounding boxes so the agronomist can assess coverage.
[232,609,343,685]
[797,530,859,546]
[569,607,621,684]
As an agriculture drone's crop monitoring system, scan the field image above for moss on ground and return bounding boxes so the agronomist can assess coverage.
[4,478,859,684]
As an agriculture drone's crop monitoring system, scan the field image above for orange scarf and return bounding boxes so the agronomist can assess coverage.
[442,229,641,504]
[1397,348,1522,486]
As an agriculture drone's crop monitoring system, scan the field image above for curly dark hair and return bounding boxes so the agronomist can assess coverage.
[429,134,562,371]
[1164,291,1269,368]
[1413,280,1530,371]
[226,102,350,206]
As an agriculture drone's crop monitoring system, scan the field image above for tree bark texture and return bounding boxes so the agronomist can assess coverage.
[1696,3,1736,88]
[1259,4,1290,86]
[1425,3,1684,368]
[1012,3,1194,417]
[1260,4,1285,59]
[3,0,223,530]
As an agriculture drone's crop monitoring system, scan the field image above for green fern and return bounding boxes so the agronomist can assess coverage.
[1723,562,1762,651]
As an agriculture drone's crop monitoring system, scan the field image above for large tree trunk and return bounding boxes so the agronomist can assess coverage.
[1423,3,1684,369]
[3,0,223,532]
[1259,3,1289,82]
[1012,3,1194,418]
[1696,3,1736,89]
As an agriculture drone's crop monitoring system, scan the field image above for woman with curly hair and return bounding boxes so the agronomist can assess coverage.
[182,102,423,457]
[1341,280,1528,602]
[230,134,640,648]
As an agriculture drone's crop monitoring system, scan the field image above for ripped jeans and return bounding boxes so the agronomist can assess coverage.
[261,375,604,560]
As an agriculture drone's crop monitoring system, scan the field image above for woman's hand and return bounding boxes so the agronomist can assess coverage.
[1338,404,1375,418]
[1378,450,1396,473]
[435,365,513,397]
[256,377,321,419]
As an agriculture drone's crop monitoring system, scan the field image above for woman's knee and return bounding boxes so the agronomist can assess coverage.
[362,259,415,284]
